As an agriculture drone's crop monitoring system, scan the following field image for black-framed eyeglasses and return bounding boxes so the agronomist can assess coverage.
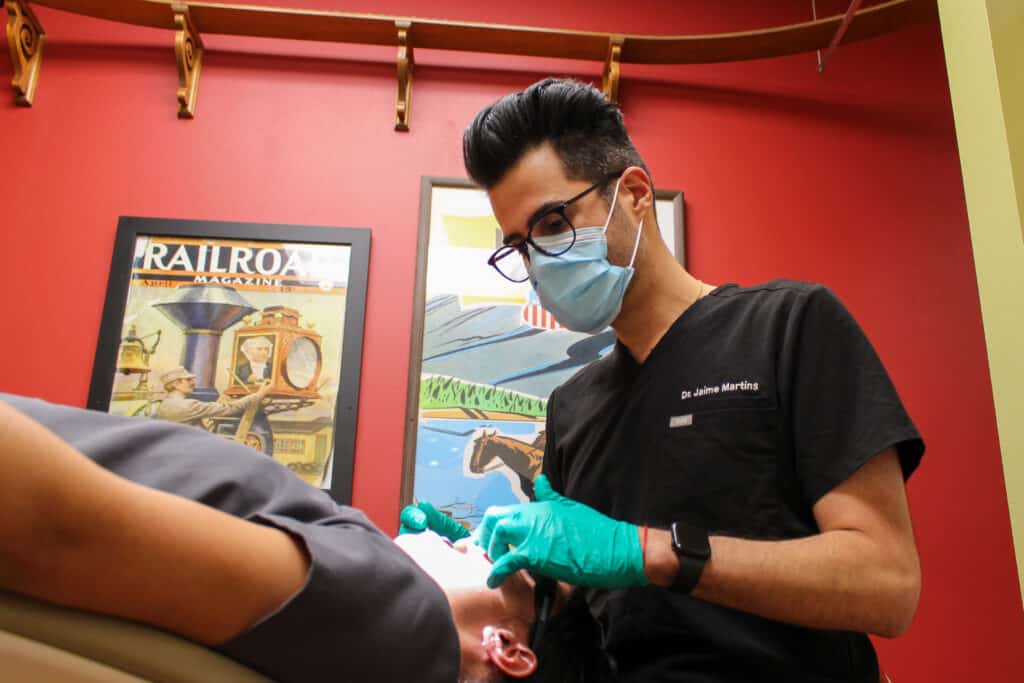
[487,171,623,283]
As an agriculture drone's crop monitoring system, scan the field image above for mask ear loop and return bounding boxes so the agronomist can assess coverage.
[604,178,644,269]
[626,217,644,269]
[600,179,623,236]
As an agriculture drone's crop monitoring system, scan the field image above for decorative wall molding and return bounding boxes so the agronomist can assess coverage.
[601,36,624,104]
[5,0,45,105]
[395,19,413,132]
[5,0,938,125]
[172,3,202,118]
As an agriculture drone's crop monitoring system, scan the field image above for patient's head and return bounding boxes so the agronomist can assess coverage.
[394,531,537,681]
[448,566,538,682]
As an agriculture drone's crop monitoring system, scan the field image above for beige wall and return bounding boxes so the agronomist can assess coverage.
[938,0,1024,596]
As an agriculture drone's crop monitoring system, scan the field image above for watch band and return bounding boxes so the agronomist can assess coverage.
[670,521,711,594]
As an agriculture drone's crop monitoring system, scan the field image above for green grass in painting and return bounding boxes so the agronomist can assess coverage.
[419,375,547,417]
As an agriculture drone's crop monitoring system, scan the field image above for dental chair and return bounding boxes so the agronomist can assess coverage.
[0,590,273,682]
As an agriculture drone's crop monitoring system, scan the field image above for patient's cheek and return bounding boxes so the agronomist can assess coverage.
[499,570,535,607]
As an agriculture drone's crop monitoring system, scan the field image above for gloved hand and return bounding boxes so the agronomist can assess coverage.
[476,474,647,589]
[398,500,470,542]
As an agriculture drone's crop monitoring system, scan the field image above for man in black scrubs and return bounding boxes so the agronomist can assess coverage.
[464,79,924,682]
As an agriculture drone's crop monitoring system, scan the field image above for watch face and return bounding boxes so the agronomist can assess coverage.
[672,521,711,559]
[283,337,320,389]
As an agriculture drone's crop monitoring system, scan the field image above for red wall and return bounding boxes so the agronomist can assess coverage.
[1,1,1020,679]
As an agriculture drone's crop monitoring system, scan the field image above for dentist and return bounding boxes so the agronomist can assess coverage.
[463,78,925,683]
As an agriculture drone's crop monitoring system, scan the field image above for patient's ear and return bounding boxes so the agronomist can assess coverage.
[482,626,537,678]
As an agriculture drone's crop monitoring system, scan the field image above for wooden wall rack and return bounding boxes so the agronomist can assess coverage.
[5,0,937,127]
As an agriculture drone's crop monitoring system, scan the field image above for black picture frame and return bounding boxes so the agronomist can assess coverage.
[88,216,370,505]
[400,177,684,518]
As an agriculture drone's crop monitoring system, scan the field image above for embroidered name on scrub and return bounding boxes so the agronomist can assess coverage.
[680,380,760,401]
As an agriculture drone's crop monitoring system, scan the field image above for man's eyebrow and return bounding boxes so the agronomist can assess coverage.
[504,201,562,246]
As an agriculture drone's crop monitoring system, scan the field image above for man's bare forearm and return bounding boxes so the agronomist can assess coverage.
[645,528,919,636]
[643,450,920,637]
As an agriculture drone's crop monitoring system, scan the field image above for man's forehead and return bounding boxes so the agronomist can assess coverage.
[488,144,575,236]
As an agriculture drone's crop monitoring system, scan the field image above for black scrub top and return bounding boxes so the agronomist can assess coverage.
[542,280,924,683]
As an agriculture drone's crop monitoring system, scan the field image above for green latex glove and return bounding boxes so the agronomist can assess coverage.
[476,474,647,589]
[398,501,470,542]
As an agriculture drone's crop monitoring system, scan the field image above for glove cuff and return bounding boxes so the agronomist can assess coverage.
[617,521,649,587]
[398,505,428,534]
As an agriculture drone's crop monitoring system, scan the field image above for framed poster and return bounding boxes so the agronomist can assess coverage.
[401,177,685,528]
[88,217,370,505]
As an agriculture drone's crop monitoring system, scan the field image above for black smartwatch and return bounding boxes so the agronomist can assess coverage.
[669,521,711,594]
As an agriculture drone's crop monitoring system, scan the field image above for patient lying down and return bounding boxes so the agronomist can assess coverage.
[0,394,546,683]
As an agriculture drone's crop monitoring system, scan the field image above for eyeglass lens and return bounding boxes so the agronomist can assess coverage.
[492,246,530,282]
[496,207,580,281]
[491,174,616,282]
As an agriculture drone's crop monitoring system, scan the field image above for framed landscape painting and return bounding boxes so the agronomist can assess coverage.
[401,177,684,529]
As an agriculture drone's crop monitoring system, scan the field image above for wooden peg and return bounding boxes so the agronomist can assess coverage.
[601,35,624,104]
[395,20,414,132]
[172,3,203,118]
[5,0,45,106]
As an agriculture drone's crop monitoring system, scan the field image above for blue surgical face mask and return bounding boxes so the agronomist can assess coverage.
[527,180,643,334]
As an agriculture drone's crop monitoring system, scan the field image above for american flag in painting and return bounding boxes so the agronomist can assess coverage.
[521,291,563,330]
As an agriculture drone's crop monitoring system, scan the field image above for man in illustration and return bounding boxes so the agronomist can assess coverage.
[156,366,271,428]
[0,393,588,682]
[236,336,274,385]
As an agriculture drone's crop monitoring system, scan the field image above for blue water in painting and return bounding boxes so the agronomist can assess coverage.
[412,418,543,529]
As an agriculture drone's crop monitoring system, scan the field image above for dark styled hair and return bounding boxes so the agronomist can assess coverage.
[463,78,649,192]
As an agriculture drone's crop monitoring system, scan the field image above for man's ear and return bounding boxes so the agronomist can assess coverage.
[482,626,538,678]
[619,166,653,217]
